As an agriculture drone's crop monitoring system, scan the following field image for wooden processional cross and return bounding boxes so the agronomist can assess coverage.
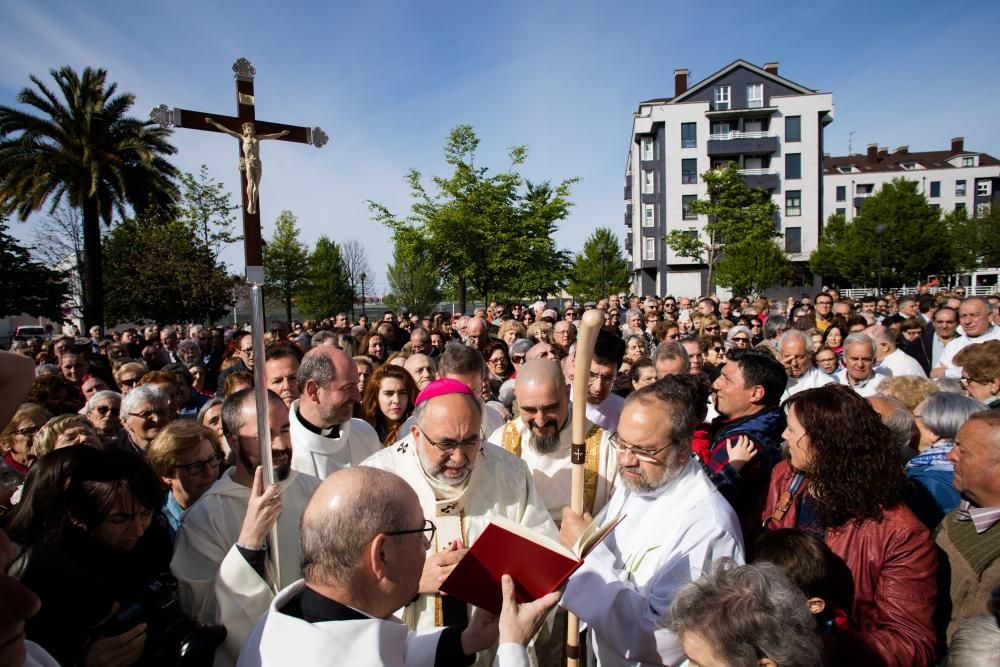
[150,57,328,284]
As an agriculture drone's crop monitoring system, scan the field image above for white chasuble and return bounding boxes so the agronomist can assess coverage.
[362,439,556,640]
[562,461,744,667]
[172,468,321,667]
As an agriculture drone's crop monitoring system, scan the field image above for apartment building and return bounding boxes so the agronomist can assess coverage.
[625,60,834,297]
[823,138,1000,222]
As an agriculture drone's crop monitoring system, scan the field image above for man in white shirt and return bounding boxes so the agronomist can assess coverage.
[779,329,834,400]
[290,346,381,479]
[237,466,557,667]
[487,360,616,525]
[172,389,322,666]
[836,333,888,398]
[932,298,1000,379]
[559,378,744,666]
[869,325,927,379]
[565,330,626,432]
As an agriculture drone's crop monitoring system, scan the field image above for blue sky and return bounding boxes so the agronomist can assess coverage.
[2,0,999,294]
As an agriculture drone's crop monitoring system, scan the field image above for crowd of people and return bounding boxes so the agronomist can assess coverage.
[1,287,999,667]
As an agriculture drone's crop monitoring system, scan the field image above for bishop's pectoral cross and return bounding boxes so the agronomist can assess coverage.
[150,57,328,283]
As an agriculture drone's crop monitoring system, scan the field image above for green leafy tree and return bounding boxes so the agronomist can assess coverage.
[263,210,309,325]
[663,165,783,295]
[298,236,354,320]
[369,125,575,310]
[947,205,1000,271]
[0,66,178,328]
[567,227,630,302]
[177,165,241,262]
[102,212,239,324]
[809,178,954,287]
[386,228,442,315]
[715,238,793,298]
[0,218,70,320]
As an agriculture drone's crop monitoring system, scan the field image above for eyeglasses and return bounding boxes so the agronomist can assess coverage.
[93,405,118,415]
[732,337,750,343]
[384,518,437,545]
[589,371,616,385]
[512,354,526,364]
[128,408,170,421]
[119,376,143,387]
[713,346,724,353]
[239,347,254,354]
[418,427,484,454]
[609,432,671,463]
[12,426,39,437]
[175,452,225,475]
[704,325,720,332]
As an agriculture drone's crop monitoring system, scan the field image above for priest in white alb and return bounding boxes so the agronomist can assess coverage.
[290,346,381,477]
[172,389,321,667]
[362,378,555,664]
[559,378,744,667]
[487,359,616,525]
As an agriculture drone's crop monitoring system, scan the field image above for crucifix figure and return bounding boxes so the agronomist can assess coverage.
[204,118,288,214]
[150,56,329,282]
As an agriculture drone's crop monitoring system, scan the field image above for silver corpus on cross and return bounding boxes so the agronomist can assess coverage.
[149,104,175,128]
[232,57,256,81]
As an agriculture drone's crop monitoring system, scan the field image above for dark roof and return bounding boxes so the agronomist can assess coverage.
[824,147,1000,175]
[640,97,672,105]
[670,59,816,104]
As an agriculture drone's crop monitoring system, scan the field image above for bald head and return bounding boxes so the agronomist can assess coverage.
[515,359,566,393]
[527,342,559,361]
[515,360,569,453]
[301,467,419,594]
[298,344,361,426]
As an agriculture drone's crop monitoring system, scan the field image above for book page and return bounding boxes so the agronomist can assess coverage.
[574,513,626,557]
[487,514,577,560]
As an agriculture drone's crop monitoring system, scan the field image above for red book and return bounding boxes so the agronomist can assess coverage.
[440,513,623,615]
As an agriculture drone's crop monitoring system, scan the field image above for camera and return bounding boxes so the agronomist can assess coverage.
[102,575,226,667]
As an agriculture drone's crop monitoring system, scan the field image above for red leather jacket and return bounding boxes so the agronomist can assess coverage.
[763,461,938,667]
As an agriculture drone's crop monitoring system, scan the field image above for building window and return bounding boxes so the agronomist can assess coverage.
[785,116,801,142]
[681,158,698,184]
[837,165,854,174]
[962,156,974,167]
[642,170,654,194]
[682,195,697,220]
[643,237,654,260]
[977,180,991,196]
[929,181,940,198]
[786,190,802,217]
[681,123,697,149]
[856,183,874,195]
[711,121,730,136]
[713,86,731,111]
[785,227,801,254]
[835,207,846,217]
[930,204,940,211]
[785,153,801,180]
[643,204,654,227]
[747,83,763,109]
[641,137,653,161]
[956,202,966,212]
[836,185,846,201]
[977,202,992,218]
[956,180,966,196]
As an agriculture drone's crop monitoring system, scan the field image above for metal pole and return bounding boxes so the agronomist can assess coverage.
[876,224,887,295]
[361,273,367,318]
[250,284,280,589]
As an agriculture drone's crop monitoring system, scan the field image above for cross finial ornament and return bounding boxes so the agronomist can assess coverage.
[232,57,256,80]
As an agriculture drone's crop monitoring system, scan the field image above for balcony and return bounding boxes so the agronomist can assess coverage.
[707,131,779,157]
[738,168,779,190]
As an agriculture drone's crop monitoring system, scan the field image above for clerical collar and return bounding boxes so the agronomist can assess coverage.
[280,586,370,623]
[295,405,341,438]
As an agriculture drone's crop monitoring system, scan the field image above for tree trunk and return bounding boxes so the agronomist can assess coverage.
[458,275,467,314]
[81,197,104,329]
[285,295,293,328]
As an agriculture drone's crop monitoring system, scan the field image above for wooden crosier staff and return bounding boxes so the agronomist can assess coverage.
[566,308,604,667]
[151,58,328,591]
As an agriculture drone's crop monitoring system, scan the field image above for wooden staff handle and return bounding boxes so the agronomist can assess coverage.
[566,308,604,667]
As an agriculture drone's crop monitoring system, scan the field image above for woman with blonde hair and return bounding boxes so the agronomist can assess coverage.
[526,320,554,344]
[498,319,527,347]
[32,414,102,460]
[112,361,147,396]
[361,364,418,446]
[0,403,52,504]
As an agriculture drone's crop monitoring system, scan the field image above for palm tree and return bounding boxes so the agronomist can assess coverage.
[0,66,178,328]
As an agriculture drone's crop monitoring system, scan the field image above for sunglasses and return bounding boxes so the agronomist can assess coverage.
[93,405,118,415]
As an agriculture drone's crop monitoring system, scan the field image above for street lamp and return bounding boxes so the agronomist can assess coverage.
[360,272,367,318]
[875,224,887,295]
[597,240,607,299]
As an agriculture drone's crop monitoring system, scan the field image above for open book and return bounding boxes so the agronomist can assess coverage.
[439,513,623,615]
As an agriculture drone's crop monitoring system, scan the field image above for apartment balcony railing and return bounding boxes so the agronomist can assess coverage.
[707,131,779,157]
[738,168,779,190]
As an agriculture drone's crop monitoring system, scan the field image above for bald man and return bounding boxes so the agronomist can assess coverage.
[487,360,617,525]
[238,467,558,667]
[362,380,555,664]
[290,345,381,479]
[525,342,558,362]
[465,317,490,353]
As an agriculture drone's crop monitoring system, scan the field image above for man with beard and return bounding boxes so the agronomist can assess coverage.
[172,389,322,667]
[362,379,554,665]
[289,346,381,478]
[487,360,616,525]
[559,378,744,666]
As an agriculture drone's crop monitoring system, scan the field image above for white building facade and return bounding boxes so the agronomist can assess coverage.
[823,138,1000,223]
[624,60,834,297]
